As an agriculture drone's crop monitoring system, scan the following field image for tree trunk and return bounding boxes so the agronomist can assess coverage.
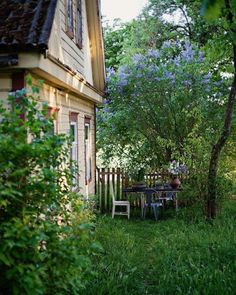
[207,44,236,218]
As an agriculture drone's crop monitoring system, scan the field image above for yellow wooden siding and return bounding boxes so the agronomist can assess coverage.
[48,0,93,86]
[0,74,11,96]
[0,75,96,195]
[0,75,12,108]
[29,76,96,196]
[82,0,93,86]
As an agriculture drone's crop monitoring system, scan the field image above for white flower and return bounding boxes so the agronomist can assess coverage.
[168,160,188,175]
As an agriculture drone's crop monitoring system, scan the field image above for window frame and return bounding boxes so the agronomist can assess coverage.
[70,122,78,162]
[76,0,83,48]
[69,112,79,186]
[84,117,92,185]
[66,0,74,39]
[47,107,59,134]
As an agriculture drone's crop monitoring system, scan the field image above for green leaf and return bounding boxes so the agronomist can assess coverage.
[25,74,33,86]
[0,252,11,266]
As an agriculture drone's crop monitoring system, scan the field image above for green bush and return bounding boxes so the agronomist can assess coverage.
[0,86,98,294]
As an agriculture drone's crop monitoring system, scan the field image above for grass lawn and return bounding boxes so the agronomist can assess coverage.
[85,202,236,295]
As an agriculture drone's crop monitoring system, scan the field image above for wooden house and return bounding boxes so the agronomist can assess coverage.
[0,0,105,195]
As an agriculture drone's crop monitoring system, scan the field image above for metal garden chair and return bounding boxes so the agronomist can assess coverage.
[141,191,163,222]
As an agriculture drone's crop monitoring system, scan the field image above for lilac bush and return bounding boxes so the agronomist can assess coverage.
[97,41,227,170]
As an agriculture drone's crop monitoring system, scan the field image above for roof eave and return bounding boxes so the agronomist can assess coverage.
[86,0,105,94]
[0,43,48,54]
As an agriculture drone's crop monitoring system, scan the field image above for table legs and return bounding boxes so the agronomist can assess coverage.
[175,192,178,211]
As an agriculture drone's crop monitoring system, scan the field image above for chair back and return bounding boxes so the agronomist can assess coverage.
[166,192,174,200]
[110,182,116,203]
[144,191,153,205]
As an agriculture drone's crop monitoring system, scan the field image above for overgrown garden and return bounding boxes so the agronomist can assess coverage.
[0,0,235,294]
[98,0,236,217]
[84,202,236,295]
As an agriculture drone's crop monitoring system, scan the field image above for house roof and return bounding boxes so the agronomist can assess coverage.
[0,0,57,52]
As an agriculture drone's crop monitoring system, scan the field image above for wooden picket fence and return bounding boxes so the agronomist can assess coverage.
[96,167,171,212]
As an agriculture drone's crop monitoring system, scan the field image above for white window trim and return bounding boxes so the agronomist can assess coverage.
[85,122,91,185]
[70,121,79,185]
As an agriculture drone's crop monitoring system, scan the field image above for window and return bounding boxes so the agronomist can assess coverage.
[66,0,74,38]
[76,0,82,48]
[70,123,78,162]
[70,112,79,185]
[84,117,91,184]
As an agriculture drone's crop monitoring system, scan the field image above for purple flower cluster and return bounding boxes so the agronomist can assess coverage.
[147,49,160,59]
[169,160,188,175]
[202,72,212,84]
[106,67,115,84]
[183,80,191,87]
[173,56,181,67]
[103,98,110,105]
[198,51,204,62]
[163,70,175,82]
[116,65,130,92]
[148,64,159,74]
[132,54,144,64]
[163,40,171,48]
[105,38,216,105]
[181,42,195,62]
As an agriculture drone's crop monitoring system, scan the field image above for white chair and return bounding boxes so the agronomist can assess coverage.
[111,183,130,219]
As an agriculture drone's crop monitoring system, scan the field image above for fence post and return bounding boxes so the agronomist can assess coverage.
[96,167,182,211]
[117,168,121,200]
[112,168,115,201]
[121,168,125,199]
[97,167,100,210]
[101,168,105,213]
[107,168,110,212]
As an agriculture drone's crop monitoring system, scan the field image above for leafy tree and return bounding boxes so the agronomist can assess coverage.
[98,42,227,175]
[103,0,233,75]
[103,19,133,69]
[201,0,236,218]
[101,0,236,218]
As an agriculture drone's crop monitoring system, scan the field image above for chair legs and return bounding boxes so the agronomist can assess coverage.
[142,204,161,222]
[127,204,130,219]
[142,205,147,220]
[112,204,115,219]
[152,204,159,222]
[112,203,130,219]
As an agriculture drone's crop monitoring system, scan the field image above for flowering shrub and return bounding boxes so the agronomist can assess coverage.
[97,41,227,170]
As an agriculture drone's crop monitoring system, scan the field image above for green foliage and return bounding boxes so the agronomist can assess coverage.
[103,20,134,69]
[103,0,234,74]
[0,88,98,294]
[98,42,227,170]
[201,0,225,20]
[84,202,236,295]
[101,0,236,208]
[130,168,146,183]
[103,0,229,69]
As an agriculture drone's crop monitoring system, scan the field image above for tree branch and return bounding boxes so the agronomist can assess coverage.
[178,5,192,39]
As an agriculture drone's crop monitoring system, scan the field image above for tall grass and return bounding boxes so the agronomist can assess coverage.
[85,201,236,295]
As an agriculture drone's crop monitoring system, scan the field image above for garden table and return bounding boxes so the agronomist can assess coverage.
[123,186,182,212]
